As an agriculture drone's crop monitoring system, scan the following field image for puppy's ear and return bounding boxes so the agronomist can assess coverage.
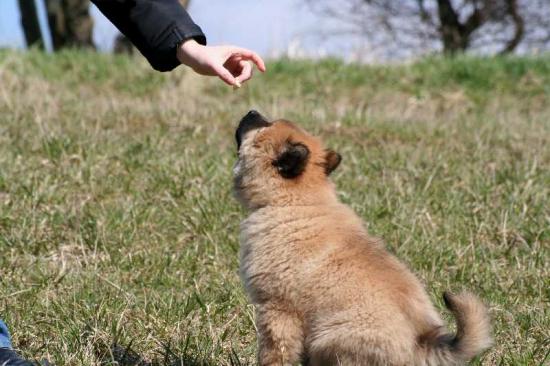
[323,149,341,175]
[274,142,310,179]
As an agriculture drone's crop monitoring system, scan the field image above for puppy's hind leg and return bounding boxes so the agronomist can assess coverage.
[255,304,304,366]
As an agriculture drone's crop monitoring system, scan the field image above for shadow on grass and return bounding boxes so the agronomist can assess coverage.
[96,343,247,366]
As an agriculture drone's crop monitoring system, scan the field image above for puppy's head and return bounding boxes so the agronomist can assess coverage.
[233,110,341,209]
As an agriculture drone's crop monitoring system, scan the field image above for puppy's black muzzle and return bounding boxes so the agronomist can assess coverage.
[236,110,270,150]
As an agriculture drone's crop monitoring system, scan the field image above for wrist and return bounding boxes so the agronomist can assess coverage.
[177,38,202,67]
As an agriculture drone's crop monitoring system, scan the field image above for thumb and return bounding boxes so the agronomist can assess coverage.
[213,64,237,86]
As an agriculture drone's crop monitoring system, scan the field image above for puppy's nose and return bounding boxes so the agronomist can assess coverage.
[236,110,270,149]
[242,110,262,125]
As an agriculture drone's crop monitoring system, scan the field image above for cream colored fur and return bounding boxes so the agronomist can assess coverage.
[234,119,492,366]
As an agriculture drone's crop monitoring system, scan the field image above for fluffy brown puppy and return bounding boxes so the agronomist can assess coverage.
[233,111,492,366]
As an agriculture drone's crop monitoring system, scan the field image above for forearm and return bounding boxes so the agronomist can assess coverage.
[91,0,206,72]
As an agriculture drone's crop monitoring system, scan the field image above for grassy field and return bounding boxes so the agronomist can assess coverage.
[0,50,548,365]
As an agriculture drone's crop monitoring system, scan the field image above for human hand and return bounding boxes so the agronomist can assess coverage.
[177,39,266,87]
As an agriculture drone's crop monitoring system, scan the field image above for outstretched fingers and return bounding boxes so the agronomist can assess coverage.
[236,60,253,83]
[228,47,266,72]
[213,63,238,86]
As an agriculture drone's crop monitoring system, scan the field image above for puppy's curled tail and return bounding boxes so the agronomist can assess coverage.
[418,291,492,365]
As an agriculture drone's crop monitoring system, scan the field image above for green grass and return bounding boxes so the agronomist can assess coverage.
[0,50,548,365]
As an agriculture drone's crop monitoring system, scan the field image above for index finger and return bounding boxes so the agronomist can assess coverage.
[230,47,266,72]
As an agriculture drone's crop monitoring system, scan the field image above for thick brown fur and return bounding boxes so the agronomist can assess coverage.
[233,118,492,366]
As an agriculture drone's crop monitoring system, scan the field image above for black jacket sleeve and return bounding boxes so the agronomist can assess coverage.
[91,0,206,72]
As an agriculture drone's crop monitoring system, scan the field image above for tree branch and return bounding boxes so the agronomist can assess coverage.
[500,0,524,53]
